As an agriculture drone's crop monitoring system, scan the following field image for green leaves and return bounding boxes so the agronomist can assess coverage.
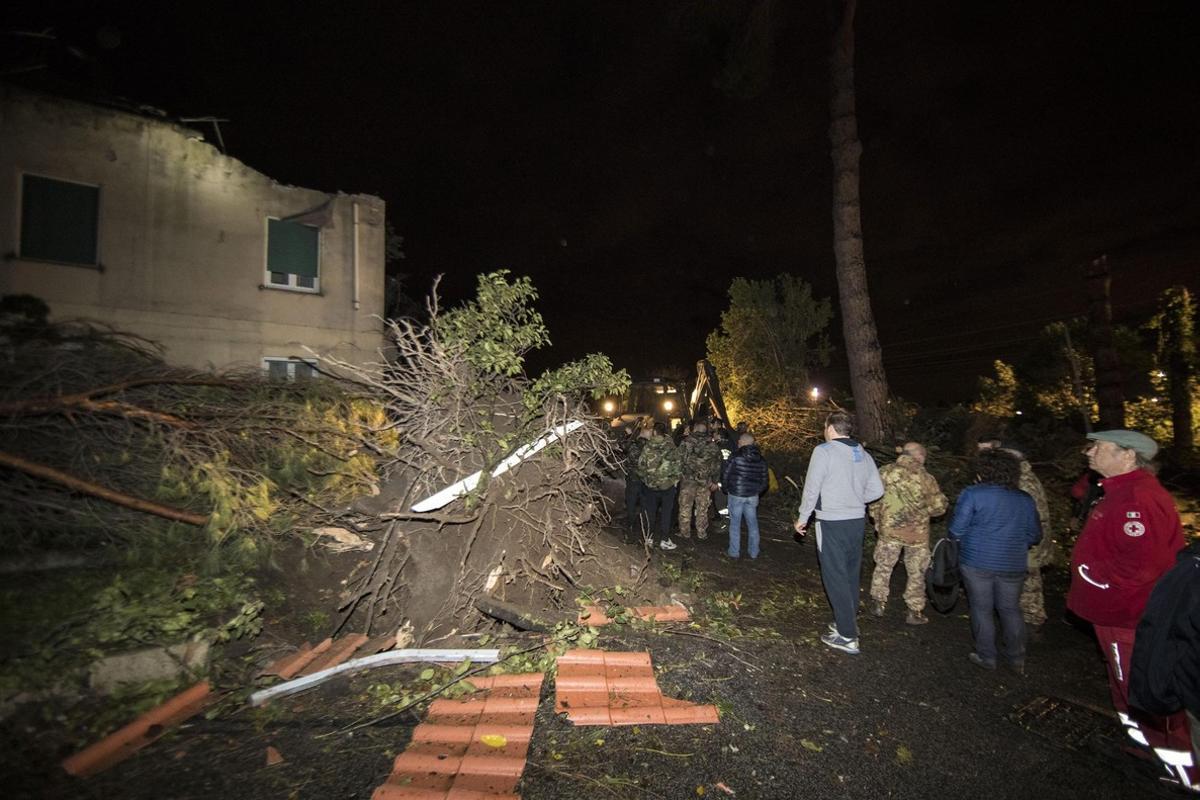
[527,354,631,410]
[706,275,832,412]
[434,270,551,378]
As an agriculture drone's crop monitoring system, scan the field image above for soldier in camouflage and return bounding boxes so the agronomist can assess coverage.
[1006,448,1055,627]
[623,425,652,533]
[868,442,949,625]
[637,422,684,551]
[677,421,723,540]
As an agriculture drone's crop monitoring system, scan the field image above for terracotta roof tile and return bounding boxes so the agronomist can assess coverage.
[662,704,720,725]
[61,680,213,778]
[411,723,476,745]
[601,651,652,668]
[610,704,668,726]
[449,771,521,795]
[557,649,606,665]
[391,741,468,776]
[299,633,368,676]
[445,789,519,800]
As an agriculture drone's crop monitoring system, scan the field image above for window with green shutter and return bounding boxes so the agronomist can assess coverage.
[266,218,320,291]
[20,174,100,266]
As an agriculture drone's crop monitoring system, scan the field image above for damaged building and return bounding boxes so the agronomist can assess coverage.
[0,84,386,374]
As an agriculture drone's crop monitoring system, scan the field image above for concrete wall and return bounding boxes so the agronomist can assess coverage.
[0,85,386,372]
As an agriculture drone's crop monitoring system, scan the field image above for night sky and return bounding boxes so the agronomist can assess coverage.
[4,1,1198,402]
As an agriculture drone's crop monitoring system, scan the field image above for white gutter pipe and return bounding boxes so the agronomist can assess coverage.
[410,420,586,513]
[352,200,361,311]
[249,648,501,706]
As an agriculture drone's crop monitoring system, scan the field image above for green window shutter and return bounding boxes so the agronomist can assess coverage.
[20,175,100,265]
[267,219,319,278]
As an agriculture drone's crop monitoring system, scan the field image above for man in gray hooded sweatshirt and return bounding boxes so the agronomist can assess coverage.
[794,411,884,654]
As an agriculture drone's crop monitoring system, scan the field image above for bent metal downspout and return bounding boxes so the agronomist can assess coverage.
[249,648,502,706]
[410,419,587,513]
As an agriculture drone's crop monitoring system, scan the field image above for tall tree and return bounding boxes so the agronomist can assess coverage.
[829,0,890,442]
[1155,286,1196,462]
[706,275,833,413]
[1085,255,1125,429]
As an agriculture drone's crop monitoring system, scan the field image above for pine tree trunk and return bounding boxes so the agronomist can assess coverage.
[1161,287,1195,462]
[1085,255,1125,429]
[829,0,889,443]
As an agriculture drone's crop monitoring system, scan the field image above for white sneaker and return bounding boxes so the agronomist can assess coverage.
[659,539,678,551]
[821,631,860,654]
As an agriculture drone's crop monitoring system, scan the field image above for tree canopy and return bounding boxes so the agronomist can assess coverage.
[706,275,832,414]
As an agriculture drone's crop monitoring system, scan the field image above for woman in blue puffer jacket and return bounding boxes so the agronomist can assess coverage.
[949,449,1042,672]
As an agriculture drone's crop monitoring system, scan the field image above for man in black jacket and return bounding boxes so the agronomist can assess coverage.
[721,433,769,559]
[1130,541,1200,791]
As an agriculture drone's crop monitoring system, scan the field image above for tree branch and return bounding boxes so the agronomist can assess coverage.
[0,376,234,417]
[0,450,210,526]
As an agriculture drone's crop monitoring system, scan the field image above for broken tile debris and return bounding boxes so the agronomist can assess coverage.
[576,604,690,626]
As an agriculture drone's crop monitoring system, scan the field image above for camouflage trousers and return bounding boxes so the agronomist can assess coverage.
[870,539,930,612]
[677,480,713,539]
[1020,567,1047,626]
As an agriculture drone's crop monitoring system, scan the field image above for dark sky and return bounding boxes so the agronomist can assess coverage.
[5,1,1198,402]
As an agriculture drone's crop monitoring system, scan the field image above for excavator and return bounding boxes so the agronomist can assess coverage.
[597,359,730,434]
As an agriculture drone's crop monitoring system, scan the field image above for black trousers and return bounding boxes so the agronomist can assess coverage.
[640,485,677,538]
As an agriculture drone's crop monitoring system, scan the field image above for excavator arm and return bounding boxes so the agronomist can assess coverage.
[688,359,730,424]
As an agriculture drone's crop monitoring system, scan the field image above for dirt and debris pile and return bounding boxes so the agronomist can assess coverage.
[319,272,665,642]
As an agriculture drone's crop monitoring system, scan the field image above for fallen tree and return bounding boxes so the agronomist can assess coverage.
[0,298,394,556]
[320,272,640,641]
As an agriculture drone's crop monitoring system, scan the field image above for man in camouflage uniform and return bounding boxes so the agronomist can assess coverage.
[677,420,722,540]
[868,441,948,625]
[637,422,684,551]
[1004,446,1055,627]
[624,425,652,533]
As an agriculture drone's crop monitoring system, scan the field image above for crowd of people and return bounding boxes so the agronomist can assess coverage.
[622,416,768,558]
[621,409,1198,793]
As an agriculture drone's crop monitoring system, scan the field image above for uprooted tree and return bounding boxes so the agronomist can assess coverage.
[1,274,654,645]
[321,271,638,639]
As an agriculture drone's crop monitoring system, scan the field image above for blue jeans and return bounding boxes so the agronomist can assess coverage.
[960,563,1026,664]
[726,494,759,558]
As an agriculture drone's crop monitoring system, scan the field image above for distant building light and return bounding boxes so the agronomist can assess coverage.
[810,387,820,400]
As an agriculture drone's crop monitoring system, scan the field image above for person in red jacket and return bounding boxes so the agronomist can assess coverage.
[1067,429,1195,791]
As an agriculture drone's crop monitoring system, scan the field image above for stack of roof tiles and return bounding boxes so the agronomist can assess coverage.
[554,649,719,726]
[371,673,544,800]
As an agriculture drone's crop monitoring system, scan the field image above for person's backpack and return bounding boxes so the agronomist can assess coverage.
[925,537,961,614]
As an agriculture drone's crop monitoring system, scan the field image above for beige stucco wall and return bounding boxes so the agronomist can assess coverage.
[0,85,386,372]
